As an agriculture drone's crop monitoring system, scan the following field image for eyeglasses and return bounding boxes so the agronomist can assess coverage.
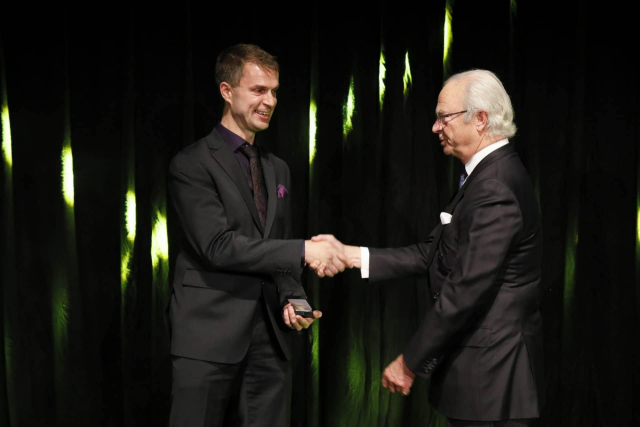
[435,110,467,126]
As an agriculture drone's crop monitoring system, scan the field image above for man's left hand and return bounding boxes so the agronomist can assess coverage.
[381,354,415,395]
[282,303,322,331]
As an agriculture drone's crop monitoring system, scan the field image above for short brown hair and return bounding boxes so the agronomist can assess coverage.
[215,44,279,88]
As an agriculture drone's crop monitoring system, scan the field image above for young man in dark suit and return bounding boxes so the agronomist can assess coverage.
[314,69,544,427]
[167,43,345,426]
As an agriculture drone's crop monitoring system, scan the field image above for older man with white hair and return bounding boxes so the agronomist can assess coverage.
[314,69,544,427]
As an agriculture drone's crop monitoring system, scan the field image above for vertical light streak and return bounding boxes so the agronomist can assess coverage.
[443,1,454,193]
[637,206,640,248]
[310,299,320,416]
[1,105,11,169]
[151,211,169,270]
[443,2,453,78]
[308,93,320,427]
[344,336,366,425]
[125,190,136,243]
[151,204,170,392]
[343,76,355,138]
[121,250,132,284]
[54,73,77,424]
[309,98,317,166]
[61,144,74,207]
[403,51,412,99]
[379,49,386,111]
[121,189,136,289]
[307,15,321,426]
[120,15,138,423]
[1,55,17,425]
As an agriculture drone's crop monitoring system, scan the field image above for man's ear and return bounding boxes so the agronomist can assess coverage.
[475,110,488,132]
[220,82,232,103]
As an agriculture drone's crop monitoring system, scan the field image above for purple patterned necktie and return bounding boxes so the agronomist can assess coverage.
[459,170,468,189]
[239,144,268,230]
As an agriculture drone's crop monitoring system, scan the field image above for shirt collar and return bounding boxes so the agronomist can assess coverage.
[464,138,509,176]
[216,122,251,152]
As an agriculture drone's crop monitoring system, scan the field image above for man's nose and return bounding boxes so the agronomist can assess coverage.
[263,92,276,107]
[432,120,442,133]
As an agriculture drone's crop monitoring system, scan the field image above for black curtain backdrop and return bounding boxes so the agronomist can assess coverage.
[1,1,639,426]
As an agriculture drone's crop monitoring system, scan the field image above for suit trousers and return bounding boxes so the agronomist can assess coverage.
[448,418,536,427]
[170,300,289,427]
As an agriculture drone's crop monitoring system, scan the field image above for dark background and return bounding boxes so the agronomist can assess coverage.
[2,1,639,426]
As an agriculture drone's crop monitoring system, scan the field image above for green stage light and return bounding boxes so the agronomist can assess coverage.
[121,249,131,285]
[125,190,136,242]
[311,313,320,377]
[2,105,12,169]
[309,98,317,166]
[343,76,355,138]
[61,145,74,208]
[443,5,453,67]
[346,341,365,398]
[379,50,386,111]
[151,210,169,269]
[122,190,136,288]
[403,51,412,98]
[637,206,640,244]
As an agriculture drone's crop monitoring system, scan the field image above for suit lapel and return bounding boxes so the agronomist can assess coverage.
[261,151,277,238]
[445,144,517,214]
[428,144,519,293]
[206,130,263,232]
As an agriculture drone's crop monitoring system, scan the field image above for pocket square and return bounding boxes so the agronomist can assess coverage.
[277,184,288,198]
[440,212,452,225]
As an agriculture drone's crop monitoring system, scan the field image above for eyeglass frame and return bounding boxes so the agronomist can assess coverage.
[435,110,468,126]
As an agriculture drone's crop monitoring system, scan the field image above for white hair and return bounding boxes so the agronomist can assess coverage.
[444,69,517,138]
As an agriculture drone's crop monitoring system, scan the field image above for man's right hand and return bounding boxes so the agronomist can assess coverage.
[308,234,361,277]
[304,239,348,278]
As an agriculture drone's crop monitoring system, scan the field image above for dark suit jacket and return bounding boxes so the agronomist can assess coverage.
[369,144,544,421]
[167,128,305,364]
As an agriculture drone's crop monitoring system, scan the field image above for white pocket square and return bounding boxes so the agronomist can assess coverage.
[440,212,452,225]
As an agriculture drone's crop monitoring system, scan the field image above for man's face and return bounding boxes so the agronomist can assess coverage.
[226,63,279,139]
[432,81,476,161]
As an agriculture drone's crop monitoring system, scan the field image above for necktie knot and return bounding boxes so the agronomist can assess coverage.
[239,144,259,159]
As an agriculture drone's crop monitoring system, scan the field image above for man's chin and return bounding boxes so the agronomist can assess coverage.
[251,122,271,132]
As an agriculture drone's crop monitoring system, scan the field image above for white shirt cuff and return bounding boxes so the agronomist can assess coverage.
[360,247,370,279]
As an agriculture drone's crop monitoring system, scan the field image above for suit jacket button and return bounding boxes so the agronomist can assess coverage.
[432,293,439,300]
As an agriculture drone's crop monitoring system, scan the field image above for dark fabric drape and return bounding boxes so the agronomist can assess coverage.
[1,1,639,426]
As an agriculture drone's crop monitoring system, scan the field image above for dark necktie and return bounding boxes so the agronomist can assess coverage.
[459,170,468,189]
[239,144,268,230]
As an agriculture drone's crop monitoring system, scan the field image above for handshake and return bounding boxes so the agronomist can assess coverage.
[304,234,361,278]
